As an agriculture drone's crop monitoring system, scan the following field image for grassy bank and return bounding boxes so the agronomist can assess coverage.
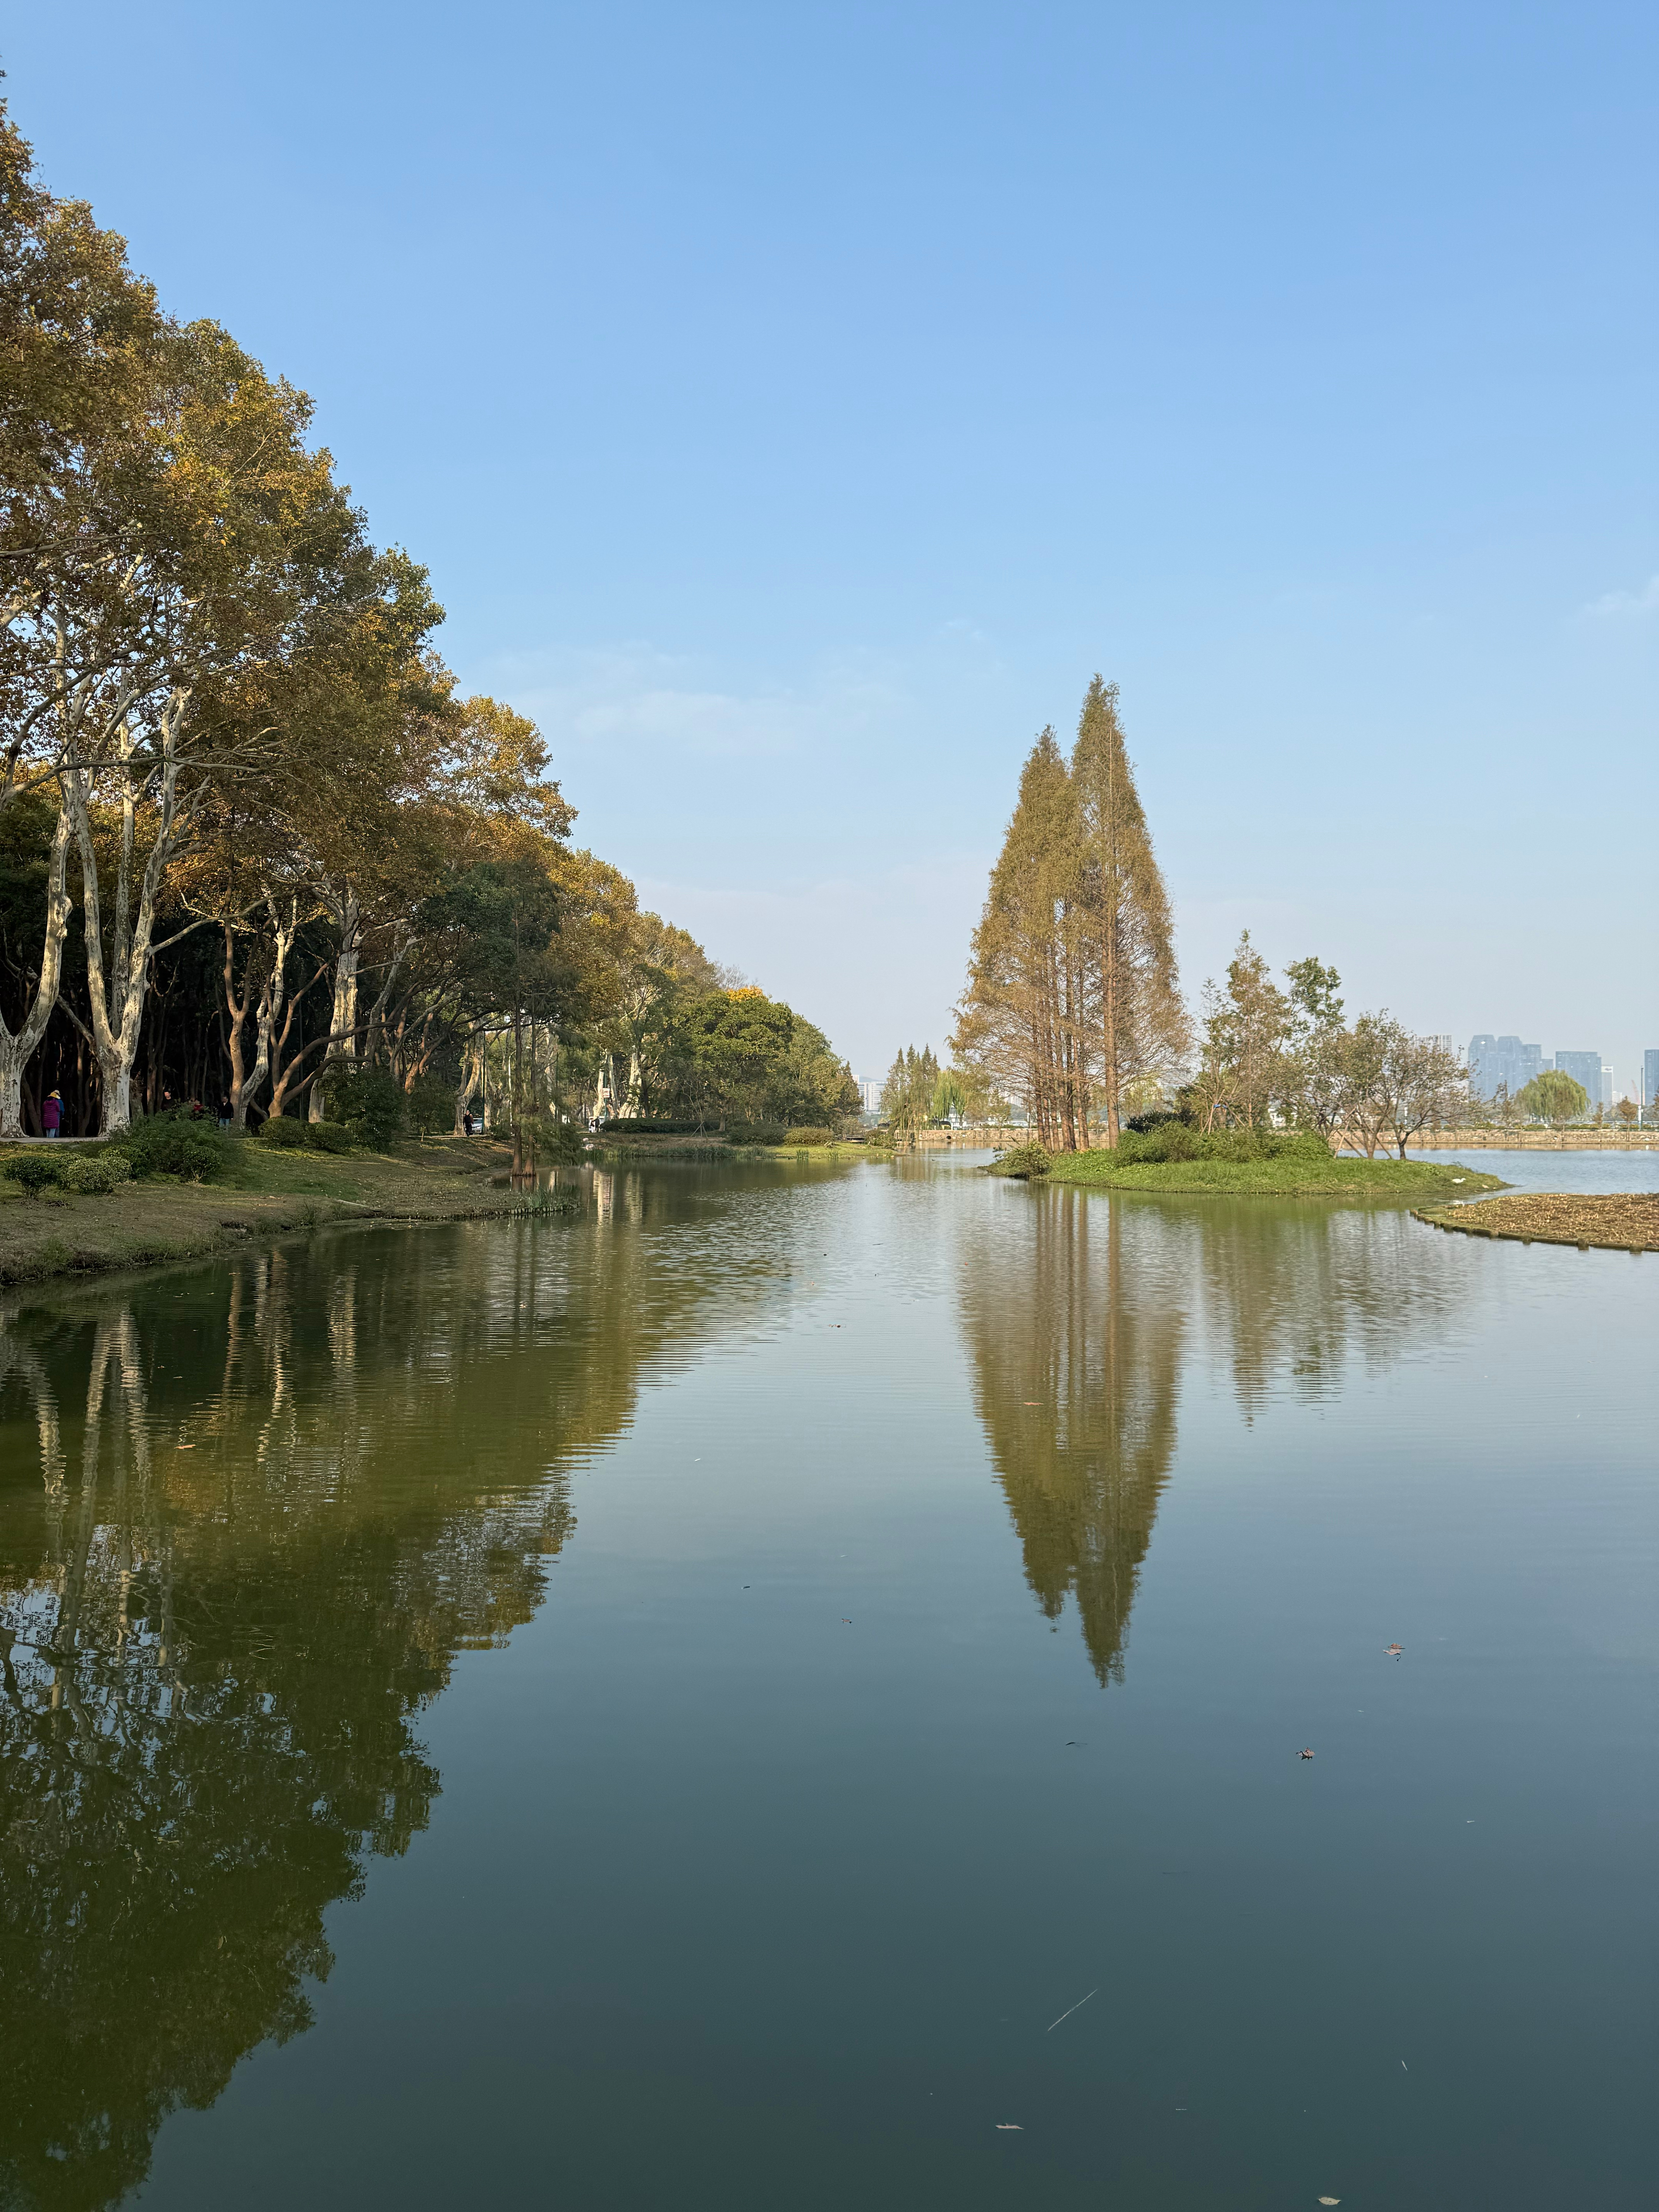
[1018,1148,1505,1198]
[589,1132,872,1163]
[1415,1192,1659,1252]
[0,1134,539,1288]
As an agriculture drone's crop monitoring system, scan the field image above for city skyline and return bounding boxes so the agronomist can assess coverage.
[1467,1034,1652,1108]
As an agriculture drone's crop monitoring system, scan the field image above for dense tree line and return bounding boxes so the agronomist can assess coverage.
[0,102,855,1145]
[947,677,1468,1155]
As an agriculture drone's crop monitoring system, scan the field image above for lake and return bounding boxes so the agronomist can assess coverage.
[1,1154,1653,2210]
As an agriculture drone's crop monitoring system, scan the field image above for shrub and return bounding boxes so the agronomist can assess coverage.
[1117,1124,1199,1163]
[62,1152,131,1195]
[725,1121,788,1144]
[321,1065,403,1149]
[1114,1125,1331,1166]
[597,1118,702,1135]
[258,1116,309,1147]
[543,1119,587,1166]
[996,1141,1052,1180]
[305,1120,354,1155]
[783,1126,835,1147]
[113,1115,228,1183]
[6,1152,67,1196]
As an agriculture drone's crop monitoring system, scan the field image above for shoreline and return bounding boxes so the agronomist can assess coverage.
[0,1135,545,1292]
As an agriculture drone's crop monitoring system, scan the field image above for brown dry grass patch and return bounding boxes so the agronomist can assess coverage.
[1414,1192,1659,1253]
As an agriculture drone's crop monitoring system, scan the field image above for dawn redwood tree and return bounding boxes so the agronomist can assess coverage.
[953,727,1085,1148]
[1070,677,1185,1146]
[879,1044,940,1139]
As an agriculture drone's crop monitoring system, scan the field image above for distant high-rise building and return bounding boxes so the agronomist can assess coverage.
[1599,1066,1613,1111]
[855,1076,882,1117]
[1644,1049,1659,1118]
[1467,1035,1544,1101]
[1554,1051,1601,1115]
[1430,1035,1454,1057]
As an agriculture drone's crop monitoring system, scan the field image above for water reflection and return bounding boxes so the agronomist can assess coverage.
[1188,1197,1473,1419]
[0,1163,1497,2207]
[958,1187,1186,1682]
[958,1185,1480,1679]
[0,1206,741,2212]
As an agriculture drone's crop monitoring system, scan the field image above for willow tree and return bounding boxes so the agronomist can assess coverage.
[1070,677,1185,1145]
[952,728,1087,1148]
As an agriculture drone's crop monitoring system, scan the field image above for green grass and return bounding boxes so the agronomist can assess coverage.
[1032,1149,1506,1197]
[0,1133,531,1287]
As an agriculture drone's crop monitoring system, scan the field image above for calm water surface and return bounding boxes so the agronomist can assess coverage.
[0,1156,1653,2209]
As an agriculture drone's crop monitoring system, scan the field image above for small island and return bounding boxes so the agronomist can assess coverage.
[989,1130,1504,1199]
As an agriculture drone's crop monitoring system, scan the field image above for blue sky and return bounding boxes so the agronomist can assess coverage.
[10,2,1656,1086]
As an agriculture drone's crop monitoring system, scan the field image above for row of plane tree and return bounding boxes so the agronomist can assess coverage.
[0,99,855,1140]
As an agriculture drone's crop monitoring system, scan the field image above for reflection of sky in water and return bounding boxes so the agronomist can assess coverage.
[1414,1145,1659,1194]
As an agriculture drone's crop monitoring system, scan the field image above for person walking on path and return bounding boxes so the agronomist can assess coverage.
[41,1091,63,1137]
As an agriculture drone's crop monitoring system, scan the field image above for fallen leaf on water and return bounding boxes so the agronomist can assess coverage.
[1319,2198,1341,2205]
[995,2123,1023,2131]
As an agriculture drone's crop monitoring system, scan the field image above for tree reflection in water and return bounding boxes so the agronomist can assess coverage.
[0,1165,1482,2207]
[960,1183,1476,1680]
[1188,1197,1472,1420]
[0,1202,718,2212]
[958,1185,1188,1683]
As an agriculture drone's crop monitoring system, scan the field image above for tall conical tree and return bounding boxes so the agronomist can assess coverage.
[952,729,1087,1148]
[1070,678,1185,1145]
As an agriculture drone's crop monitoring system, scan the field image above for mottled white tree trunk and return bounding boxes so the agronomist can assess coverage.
[240,895,301,1125]
[65,696,194,1135]
[311,885,361,1120]
[0,802,72,1137]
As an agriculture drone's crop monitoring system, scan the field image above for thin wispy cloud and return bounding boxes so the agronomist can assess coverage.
[482,642,907,765]
[1583,575,1659,619]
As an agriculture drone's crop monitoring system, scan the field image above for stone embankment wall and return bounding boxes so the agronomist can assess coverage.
[914,1126,1028,1147]
[1356,1128,1659,1151]
[913,1125,1659,1152]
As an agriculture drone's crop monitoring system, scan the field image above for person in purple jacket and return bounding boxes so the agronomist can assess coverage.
[41,1090,62,1136]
